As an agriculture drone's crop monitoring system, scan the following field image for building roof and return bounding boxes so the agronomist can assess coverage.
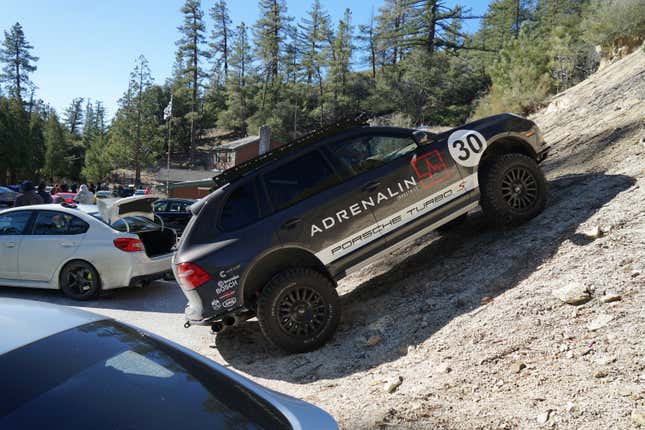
[154,167,219,183]
[214,135,259,151]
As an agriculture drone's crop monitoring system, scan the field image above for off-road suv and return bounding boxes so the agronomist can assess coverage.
[173,113,549,353]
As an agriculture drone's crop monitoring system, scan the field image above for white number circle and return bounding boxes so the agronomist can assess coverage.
[448,129,487,167]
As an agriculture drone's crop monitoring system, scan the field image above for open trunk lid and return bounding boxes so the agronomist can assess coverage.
[97,195,159,224]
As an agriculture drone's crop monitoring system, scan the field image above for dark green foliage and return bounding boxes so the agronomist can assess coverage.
[0,22,38,101]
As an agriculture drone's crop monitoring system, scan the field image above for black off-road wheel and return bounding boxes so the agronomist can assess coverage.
[257,268,340,353]
[480,153,548,226]
[59,261,101,300]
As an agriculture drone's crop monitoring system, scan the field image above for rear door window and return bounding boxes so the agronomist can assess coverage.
[31,212,89,235]
[219,182,259,231]
[263,150,340,210]
[0,211,31,235]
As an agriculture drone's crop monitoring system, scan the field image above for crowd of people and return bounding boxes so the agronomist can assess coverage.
[11,181,151,208]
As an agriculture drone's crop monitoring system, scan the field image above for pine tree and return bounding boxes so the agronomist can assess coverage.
[357,9,378,80]
[0,22,38,101]
[43,111,69,179]
[63,97,84,136]
[209,0,232,78]
[329,9,354,102]
[400,0,472,53]
[81,101,110,183]
[176,0,208,163]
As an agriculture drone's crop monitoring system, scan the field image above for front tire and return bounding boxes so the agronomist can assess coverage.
[480,154,547,226]
[257,268,340,353]
[59,261,101,300]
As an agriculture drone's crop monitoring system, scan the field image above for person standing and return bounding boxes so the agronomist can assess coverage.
[14,181,44,207]
[37,181,53,203]
[74,184,95,204]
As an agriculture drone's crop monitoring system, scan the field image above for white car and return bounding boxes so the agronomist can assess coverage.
[0,196,176,300]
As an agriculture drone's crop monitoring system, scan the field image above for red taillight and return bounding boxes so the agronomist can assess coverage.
[175,262,210,290]
[113,237,145,252]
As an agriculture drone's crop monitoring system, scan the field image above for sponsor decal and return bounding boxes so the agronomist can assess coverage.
[218,289,235,300]
[447,129,487,167]
[222,297,237,308]
[218,264,240,278]
[315,173,478,264]
[310,176,418,237]
[410,149,449,189]
[211,299,222,310]
[216,275,240,295]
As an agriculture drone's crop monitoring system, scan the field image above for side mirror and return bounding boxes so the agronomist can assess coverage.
[412,130,434,146]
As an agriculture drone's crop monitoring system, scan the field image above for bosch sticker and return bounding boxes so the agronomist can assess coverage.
[216,275,240,295]
[447,129,487,167]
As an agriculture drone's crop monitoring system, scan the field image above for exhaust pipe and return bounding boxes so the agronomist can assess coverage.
[210,322,224,333]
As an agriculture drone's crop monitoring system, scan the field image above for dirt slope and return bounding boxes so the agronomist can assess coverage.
[209,49,645,429]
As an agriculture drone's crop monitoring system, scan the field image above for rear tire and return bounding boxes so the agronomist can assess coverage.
[480,154,547,226]
[257,268,340,353]
[59,261,101,300]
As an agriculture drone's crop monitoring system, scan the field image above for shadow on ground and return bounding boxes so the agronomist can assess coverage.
[0,279,185,314]
[215,172,635,383]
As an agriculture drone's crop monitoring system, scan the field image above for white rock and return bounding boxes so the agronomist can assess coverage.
[600,291,621,303]
[552,283,591,305]
[537,411,551,425]
[587,314,614,331]
[436,363,452,374]
[385,375,403,394]
[632,409,645,426]
[583,225,603,239]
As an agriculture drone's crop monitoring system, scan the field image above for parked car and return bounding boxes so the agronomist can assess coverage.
[0,186,18,208]
[0,196,176,300]
[52,192,76,204]
[0,298,338,429]
[153,198,196,236]
[95,190,113,199]
[173,113,550,353]
[134,189,147,196]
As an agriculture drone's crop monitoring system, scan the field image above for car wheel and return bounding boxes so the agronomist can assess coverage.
[257,268,340,353]
[480,153,548,226]
[436,213,468,233]
[59,261,101,300]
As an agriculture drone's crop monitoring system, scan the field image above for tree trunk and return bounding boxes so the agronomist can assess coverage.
[189,15,198,164]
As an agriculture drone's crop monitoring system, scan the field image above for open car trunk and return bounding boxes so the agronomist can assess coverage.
[137,229,176,257]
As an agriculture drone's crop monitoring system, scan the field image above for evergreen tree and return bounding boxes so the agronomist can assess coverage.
[0,23,38,101]
[81,101,110,183]
[209,0,232,78]
[329,9,354,104]
[357,9,378,80]
[63,97,84,136]
[43,111,69,179]
[176,0,208,163]
[400,0,472,53]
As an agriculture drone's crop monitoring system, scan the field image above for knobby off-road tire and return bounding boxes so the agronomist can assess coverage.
[480,154,548,226]
[59,260,101,300]
[257,268,340,353]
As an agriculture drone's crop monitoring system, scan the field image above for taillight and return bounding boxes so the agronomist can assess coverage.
[113,237,144,252]
[175,262,210,290]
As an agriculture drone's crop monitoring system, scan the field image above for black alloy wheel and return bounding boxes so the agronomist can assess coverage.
[60,261,100,300]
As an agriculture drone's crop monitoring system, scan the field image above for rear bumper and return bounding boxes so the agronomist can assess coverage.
[100,252,173,290]
[128,270,171,287]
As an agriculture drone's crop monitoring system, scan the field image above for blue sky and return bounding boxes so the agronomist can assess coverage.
[1,0,490,118]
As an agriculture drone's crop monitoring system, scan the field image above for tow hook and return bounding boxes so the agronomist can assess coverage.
[183,321,191,329]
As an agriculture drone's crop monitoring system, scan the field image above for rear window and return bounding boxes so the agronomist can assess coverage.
[220,182,259,231]
[112,216,160,233]
[263,150,340,210]
[0,320,291,430]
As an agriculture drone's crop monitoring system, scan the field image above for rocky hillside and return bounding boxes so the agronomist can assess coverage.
[211,49,645,429]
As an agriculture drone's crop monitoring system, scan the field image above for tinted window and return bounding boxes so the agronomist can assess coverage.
[264,151,340,210]
[0,320,290,430]
[220,182,259,231]
[112,216,159,233]
[328,134,417,175]
[153,201,168,212]
[32,212,89,235]
[0,211,31,235]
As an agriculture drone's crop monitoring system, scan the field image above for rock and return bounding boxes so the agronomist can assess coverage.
[632,270,641,278]
[632,409,645,427]
[595,355,617,366]
[536,410,551,425]
[600,292,621,303]
[436,363,452,374]
[552,283,591,305]
[511,362,527,374]
[366,335,382,347]
[385,376,403,394]
[481,296,494,305]
[565,402,575,413]
[583,225,603,239]
[587,314,614,331]
[593,369,609,378]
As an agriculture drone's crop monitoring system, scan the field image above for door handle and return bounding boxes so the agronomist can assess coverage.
[281,218,301,230]
[5,241,17,248]
[60,241,77,247]
[362,181,381,192]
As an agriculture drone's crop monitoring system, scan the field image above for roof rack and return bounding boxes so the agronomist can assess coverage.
[211,112,374,190]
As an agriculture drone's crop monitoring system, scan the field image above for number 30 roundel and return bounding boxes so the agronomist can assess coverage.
[447,129,487,168]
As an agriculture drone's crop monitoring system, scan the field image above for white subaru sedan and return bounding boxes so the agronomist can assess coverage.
[0,196,176,300]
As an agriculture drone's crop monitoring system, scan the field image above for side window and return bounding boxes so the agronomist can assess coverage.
[328,134,417,175]
[264,151,340,210]
[153,201,167,212]
[0,211,31,235]
[169,201,182,212]
[32,212,88,235]
[220,182,259,231]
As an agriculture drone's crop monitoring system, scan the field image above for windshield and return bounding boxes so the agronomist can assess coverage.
[0,320,290,430]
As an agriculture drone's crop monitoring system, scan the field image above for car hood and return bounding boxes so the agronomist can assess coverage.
[97,195,159,224]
